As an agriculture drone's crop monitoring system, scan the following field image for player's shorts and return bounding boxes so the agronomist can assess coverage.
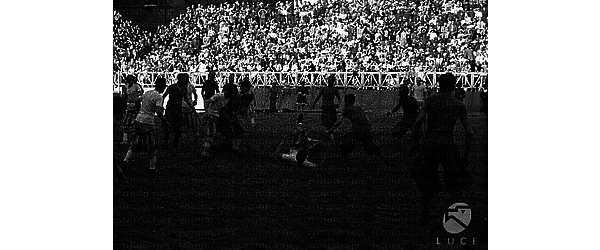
[180,107,199,134]
[164,108,182,133]
[122,111,138,134]
[129,121,157,153]
[217,113,244,139]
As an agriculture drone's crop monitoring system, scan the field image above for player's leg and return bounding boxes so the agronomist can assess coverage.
[146,124,158,172]
[412,136,446,225]
[149,150,157,172]
[413,158,441,226]
[202,115,216,157]
[122,121,144,175]
[162,109,173,147]
[172,110,183,148]
[409,119,423,154]
[122,111,136,144]
[391,119,410,149]
[441,147,472,203]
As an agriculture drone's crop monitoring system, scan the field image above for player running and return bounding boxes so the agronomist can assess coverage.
[122,75,144,144]
[386,84,421,151]
[121,78,169,174]
[162,73,194,148]
[411,72,474,225]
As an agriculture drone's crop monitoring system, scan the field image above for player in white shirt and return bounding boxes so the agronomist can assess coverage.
[412,79,426,108]
[121,78,168,174]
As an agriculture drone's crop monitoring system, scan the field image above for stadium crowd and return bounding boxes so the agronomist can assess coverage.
[114,0,488,74]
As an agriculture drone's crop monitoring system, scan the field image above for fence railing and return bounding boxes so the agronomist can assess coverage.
[113,71,488,93]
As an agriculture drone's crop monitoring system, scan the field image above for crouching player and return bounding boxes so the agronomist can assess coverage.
[275,115,322,167]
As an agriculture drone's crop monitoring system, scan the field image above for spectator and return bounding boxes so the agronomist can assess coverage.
[113,0,488,73]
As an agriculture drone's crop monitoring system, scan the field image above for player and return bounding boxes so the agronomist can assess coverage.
[162,73,194,148]
[239,76,256,128]
[296,81,309,113]
[200,91,227,157]
[326,94,395,169]
[412,79,426,108]
[275,115,321,167]
[411,72,473,225]
[121,78,169,174]
[386,84,421,151]
[218,82,245,153]
[181,77,199,137]
[327,94,379,157]
[312,74,341,131]
[202,71,220,108]
[122,75,144,144]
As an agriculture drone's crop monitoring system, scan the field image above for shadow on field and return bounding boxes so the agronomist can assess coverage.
[114,112,487,250]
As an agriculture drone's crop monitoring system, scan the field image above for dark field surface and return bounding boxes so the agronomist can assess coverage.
[113,111,488,250]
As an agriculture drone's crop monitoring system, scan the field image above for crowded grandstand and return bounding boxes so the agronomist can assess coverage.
[114,0,488,74]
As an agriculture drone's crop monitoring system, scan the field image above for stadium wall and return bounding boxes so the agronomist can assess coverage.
[114,71,487,114]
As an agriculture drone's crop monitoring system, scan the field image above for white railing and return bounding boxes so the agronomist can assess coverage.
[113,71,487,92]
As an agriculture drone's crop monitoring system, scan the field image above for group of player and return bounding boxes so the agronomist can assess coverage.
[114,71,475,224]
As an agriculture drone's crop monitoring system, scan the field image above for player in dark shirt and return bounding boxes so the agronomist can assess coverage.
[239,76,256,127]
[202,71,220,106]
[162,73,194,148]
[218,82,245,153]
[312,75,341,131]
[296,81,309,113]
[412,72,474,225]
[327,94,395,169]
[386,84,421,151]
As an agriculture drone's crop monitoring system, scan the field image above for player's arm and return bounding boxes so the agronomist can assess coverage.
[327,113,347,134]
[192,87,198,106]
[156,98,168,126]
[162,85,171,99]
[311,89,323,109]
